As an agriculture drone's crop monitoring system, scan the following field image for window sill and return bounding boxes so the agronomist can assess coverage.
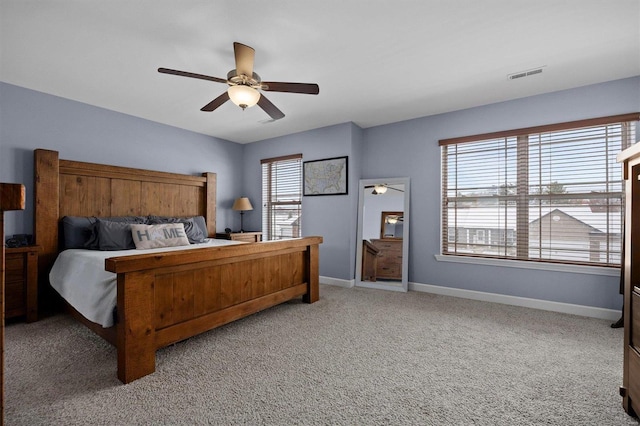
[434,254,619,277]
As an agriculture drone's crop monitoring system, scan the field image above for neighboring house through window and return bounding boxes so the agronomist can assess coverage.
[261,154,303,241]
[440,113,639,267]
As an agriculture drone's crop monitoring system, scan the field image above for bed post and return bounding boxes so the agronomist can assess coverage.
[203,172,216,237]
[1,183,26,426]
[33,149,60,296]
[303,243,320,303]
[116,271,156,384]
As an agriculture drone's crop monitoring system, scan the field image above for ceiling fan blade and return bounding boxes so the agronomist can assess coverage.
[261,82,319,95]
[366,184,405,193]
[257,94,285,120]
[158,68,227,84]
[233,42,255,77]
[200,92,230,112]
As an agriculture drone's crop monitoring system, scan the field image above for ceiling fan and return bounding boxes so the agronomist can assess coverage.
[385,214,404,224]
[365,184,405,195]
[158,42,319,121]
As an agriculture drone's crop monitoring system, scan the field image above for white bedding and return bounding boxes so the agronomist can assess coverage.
[49,238,243,328]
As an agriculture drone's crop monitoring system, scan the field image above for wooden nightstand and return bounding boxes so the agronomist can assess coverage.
[5,245,39,322]
[216,231,262,243]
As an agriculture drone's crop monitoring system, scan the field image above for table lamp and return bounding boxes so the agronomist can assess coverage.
[232,197,253,232]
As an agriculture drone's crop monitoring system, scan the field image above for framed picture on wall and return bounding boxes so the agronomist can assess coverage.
[303,156,348,196]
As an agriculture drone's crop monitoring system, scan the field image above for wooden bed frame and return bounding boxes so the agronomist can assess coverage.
[33,149,322,383]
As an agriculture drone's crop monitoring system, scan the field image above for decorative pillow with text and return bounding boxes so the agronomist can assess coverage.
[130,223,190,249]
[147,216,206,243]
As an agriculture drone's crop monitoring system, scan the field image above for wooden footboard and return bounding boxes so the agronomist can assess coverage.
[105,237,321,383]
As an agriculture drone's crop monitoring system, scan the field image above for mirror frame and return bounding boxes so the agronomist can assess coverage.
[355,177,410,292]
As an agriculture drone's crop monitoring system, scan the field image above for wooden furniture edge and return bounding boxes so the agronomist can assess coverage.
[105,237,323,273]
[204,172,216,237]
[1,182,26,426]
[59,158,208,185]
[34,149,60,286]
[5,246,40,322]
[619,146,640,416]
[0,184,25,211]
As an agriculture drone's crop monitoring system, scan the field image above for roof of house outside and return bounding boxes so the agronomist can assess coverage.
[449,205,621,233]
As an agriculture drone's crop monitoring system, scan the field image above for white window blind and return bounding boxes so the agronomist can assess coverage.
[440,113,639,267]
[261,154,302,241]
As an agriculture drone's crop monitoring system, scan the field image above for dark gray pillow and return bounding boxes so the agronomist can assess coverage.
[192,216,208,238]
[62,216,96,249]
[147,216,206,243]
[94,219,136,251]
[84,216,147,249]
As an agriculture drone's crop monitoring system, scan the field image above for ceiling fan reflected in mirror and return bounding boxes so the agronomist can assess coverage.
[365,184,405,195]
[385,214,403,224]
[158,42,319,121]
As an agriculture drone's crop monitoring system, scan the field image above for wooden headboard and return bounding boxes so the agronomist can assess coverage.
[34,149,217,280]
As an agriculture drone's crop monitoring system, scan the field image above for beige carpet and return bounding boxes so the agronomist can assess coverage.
[5,285,637,425]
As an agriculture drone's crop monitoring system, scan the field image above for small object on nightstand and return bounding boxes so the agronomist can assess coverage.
[5,245,39,322]
[5,233,32,248]
[216,231,262,243]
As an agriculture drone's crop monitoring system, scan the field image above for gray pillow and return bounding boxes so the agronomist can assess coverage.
[147,215,207,243]
[84,216,147,250]
[62,216,96,249]
[94,219,136,251]
[192,216,208,238]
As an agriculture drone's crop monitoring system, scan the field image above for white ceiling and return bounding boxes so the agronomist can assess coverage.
[1,1,639,144]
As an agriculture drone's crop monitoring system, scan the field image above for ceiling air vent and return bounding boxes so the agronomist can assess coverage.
[508,66,545,80]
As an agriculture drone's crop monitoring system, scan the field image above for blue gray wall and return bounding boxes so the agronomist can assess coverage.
[1,77,639,310]
[0,82,243,235]
[361,76,640,310]
[242,76,639,310]
[241,122,362,280]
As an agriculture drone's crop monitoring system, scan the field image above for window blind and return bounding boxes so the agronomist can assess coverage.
[261,154,302,241]
[440,114,639,267]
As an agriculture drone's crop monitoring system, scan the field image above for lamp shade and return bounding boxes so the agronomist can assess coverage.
[232,197,253,211]
[228,85,260,109]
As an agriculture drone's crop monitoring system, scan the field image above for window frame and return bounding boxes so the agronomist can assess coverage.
[439,113,640,269]
[261,153,303,241]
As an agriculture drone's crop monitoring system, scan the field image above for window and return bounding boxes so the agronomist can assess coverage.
[261,154,303,241]
[440,113,639,267]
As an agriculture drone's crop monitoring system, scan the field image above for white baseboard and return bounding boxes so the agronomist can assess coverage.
[320,276,354,288]
[318,277,621,321]
[409,282,621,321]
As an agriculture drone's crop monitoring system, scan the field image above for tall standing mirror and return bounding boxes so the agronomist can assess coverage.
[355,177,410,292]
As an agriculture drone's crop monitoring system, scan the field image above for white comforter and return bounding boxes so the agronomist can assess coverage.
[49,239,242,328]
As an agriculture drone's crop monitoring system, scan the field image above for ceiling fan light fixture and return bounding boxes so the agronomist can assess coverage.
[374,184,388,194]
[228,85,260,110]
[159,42,318,119]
